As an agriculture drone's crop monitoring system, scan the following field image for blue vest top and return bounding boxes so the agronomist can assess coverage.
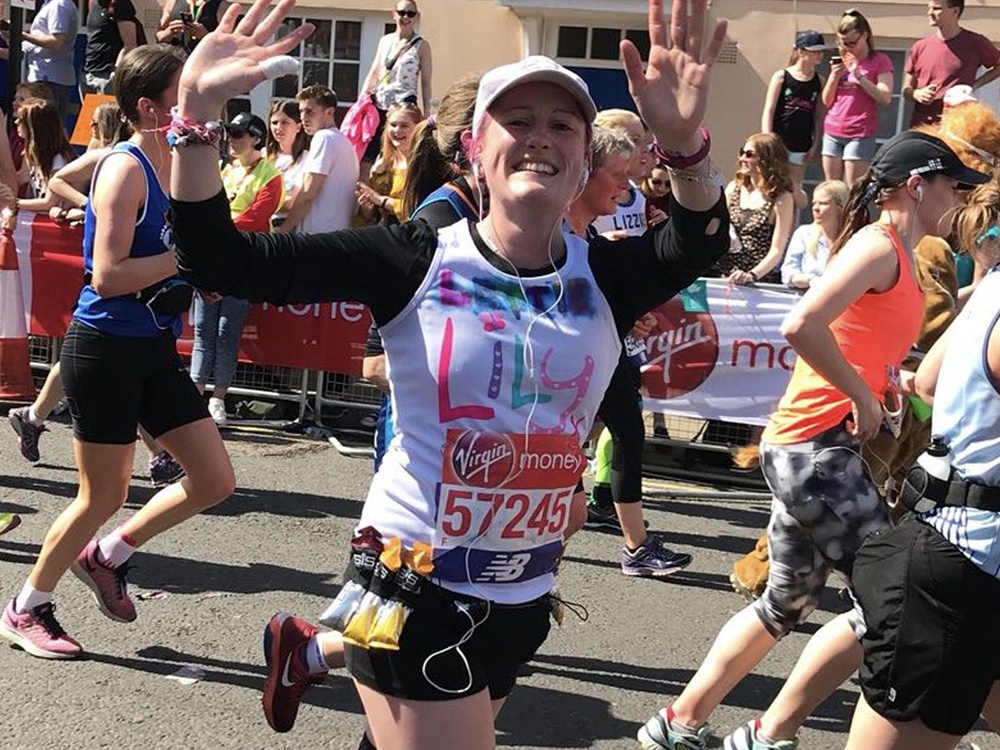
[74,142,182,337]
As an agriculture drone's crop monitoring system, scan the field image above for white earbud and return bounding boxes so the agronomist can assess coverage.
[916,184,924,202]
[580,167,590,187]
[472,161,482,182]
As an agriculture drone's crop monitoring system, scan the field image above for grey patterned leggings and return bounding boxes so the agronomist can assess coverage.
[756,424,889,638]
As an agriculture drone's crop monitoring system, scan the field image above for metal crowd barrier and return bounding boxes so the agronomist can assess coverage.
[27,335,764,488]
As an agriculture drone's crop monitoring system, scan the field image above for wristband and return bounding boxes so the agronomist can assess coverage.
[654,126,711,170]
[166,107,224,149]
[748,270,758,282]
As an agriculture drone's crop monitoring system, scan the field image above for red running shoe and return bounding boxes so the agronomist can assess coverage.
[262,612,325,732]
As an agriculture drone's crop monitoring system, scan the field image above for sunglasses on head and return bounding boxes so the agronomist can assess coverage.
[396,9,417,17]
[739,148,756,158]
[977,226,1000,245]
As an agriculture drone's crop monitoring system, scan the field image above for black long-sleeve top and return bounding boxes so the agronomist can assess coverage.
[171,189,730,337]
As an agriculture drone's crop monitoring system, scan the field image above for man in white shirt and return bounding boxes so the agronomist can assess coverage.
[277,85,359,235]
[22,0,79,122]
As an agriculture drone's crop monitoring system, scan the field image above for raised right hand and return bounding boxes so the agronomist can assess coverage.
[178,0,313,122]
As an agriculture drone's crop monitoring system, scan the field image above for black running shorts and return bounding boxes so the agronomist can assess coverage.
[854,515,1000,736]
[345,579,551,702]
[61,320,209,444]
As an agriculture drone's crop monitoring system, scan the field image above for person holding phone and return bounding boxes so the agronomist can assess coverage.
[821,9,894,186]
[156,0,227,51]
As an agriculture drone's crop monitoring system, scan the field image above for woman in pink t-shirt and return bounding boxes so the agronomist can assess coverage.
[821,9,895,186]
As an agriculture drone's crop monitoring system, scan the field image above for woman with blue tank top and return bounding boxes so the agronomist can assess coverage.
[0,45,235,660]
[844,179,1000,749]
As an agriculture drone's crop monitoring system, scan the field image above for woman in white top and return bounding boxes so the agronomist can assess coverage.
[780,179,848,289]
[168,0,729,746]
[358,0,431,179]
[265,99,309,227]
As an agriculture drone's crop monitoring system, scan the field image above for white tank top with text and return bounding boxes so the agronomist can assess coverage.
[362,220,621,603]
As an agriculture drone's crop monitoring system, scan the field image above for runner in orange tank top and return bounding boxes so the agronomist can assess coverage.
[639,130,989,750]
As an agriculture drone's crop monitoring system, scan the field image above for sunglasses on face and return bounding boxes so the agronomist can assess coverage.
[396,9,417,17]
[840,36,862,47]
[739,149,756,158]
[649,179,666,187]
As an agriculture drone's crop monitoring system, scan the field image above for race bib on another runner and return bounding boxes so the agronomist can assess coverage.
[432,429,583,584]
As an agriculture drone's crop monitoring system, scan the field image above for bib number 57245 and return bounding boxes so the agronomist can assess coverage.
[441,488,571,540]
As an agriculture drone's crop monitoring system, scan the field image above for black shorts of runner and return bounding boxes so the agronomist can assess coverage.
[854,515,1000,736]
[345,581,551,701]
[61,320,209,444]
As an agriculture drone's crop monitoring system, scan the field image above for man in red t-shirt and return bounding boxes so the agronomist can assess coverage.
[903,0,1000,126]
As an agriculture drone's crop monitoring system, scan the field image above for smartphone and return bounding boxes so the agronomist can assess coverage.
[180,11,193,23]
[830,55,842,66]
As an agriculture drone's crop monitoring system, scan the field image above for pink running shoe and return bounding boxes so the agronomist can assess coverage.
[0,598,82,659]
[70,540,136,623]
[262,612,325,733]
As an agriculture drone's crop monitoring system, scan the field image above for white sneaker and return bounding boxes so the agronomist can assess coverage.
[208,397,228,426]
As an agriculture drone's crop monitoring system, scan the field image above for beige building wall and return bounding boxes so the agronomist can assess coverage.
[127,0,1000,182]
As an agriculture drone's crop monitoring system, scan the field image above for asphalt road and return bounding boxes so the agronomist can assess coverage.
[0,415,996,750]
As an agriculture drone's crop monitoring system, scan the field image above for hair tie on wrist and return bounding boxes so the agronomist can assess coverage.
[654,127,711,170]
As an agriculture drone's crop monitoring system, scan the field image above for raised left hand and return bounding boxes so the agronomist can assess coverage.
[178,0,313,122]
[621,0,728,152]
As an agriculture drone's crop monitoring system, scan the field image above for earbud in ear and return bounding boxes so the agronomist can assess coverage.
[916,185,924,202]
[472,161,482,182]
[580,167,590,187]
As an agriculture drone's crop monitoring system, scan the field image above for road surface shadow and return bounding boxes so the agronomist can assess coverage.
[125,549,344,600]
[525,653,855,734]
[497,682,635,747]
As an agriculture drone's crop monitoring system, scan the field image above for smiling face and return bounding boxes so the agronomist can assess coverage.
[386,109,418,152]
[394,1,418,31]
[269,110,301,155]
[477,80,588,215]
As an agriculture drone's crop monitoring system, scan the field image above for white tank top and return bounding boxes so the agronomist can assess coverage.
[591,183,647,237]
[361,220,621,603]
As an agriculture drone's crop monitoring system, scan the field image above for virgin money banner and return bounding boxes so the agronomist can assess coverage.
[640,280,801,426]
[13,215,370,374]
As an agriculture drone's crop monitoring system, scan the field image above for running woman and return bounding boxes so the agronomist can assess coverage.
[167,1,730,747]
[0,44,236,660]
[638,130,987,750]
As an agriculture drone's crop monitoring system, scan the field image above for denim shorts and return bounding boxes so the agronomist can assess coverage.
[788,151,808,166]
[822,133,877,161]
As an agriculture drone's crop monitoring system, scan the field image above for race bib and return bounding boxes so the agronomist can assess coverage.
[432,429,583,584]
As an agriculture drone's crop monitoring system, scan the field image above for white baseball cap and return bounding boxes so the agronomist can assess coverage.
[472,56,597,137]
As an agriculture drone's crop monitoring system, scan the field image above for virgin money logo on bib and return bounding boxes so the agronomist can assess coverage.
[450,431,517,488]
[642,296,719,399]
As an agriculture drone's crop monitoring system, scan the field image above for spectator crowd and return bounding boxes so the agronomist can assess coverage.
[0,1,1000,750]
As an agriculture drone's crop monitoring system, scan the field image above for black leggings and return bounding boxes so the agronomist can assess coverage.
[597,354,645,504]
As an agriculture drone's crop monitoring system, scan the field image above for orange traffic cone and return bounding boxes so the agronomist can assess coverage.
[0,210,36,401]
